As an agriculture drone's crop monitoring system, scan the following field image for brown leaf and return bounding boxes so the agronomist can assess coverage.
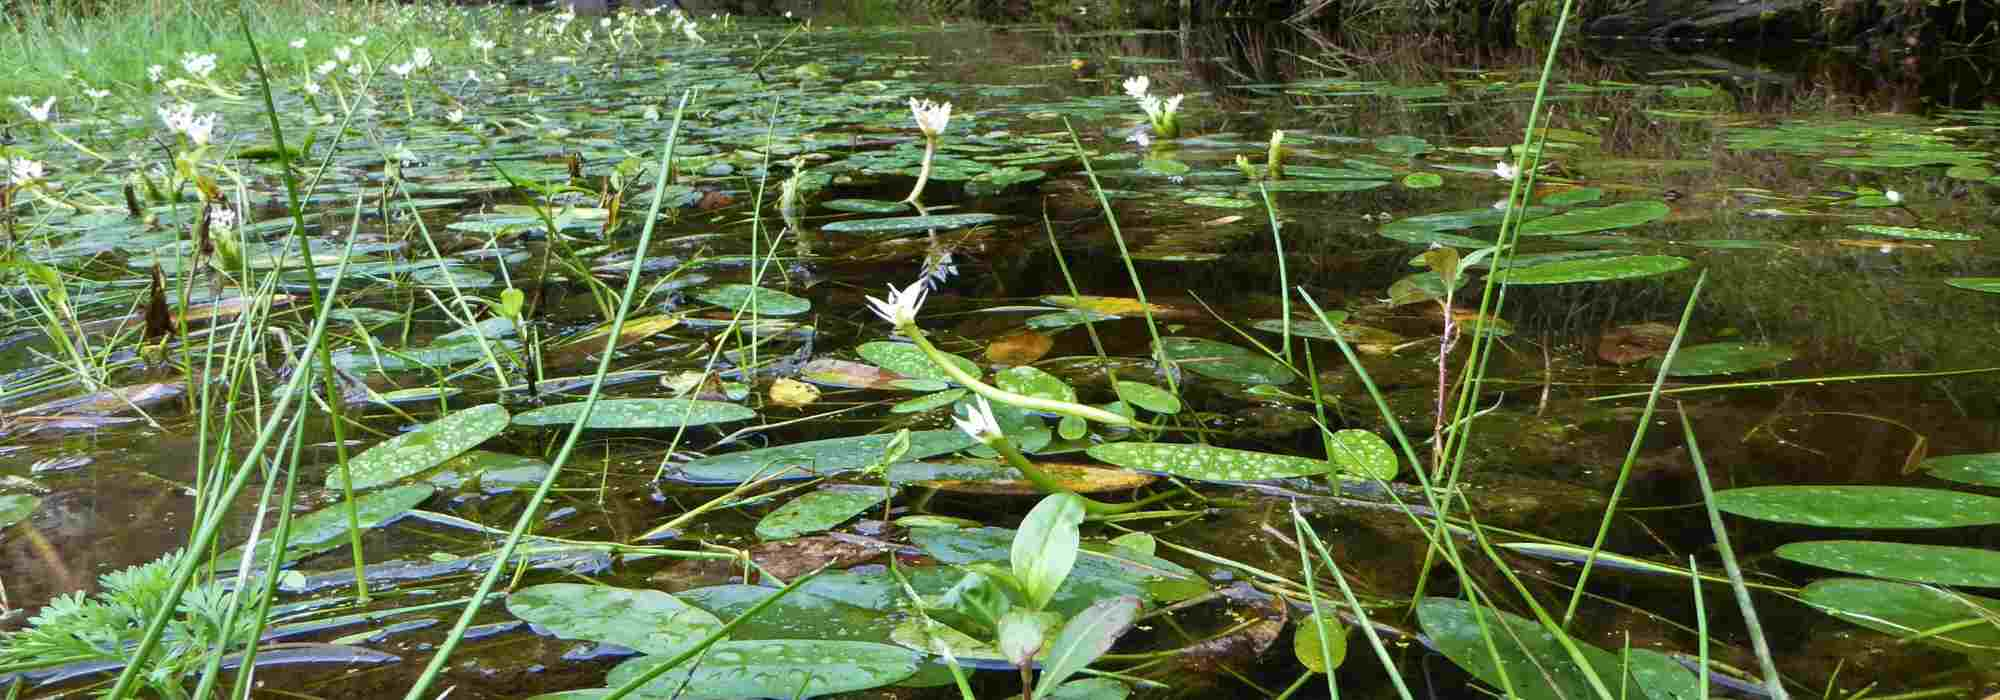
[143,264,176,342]
[1598,322,1678,365]
[984,329,1054,365]
[920,462,1156,495]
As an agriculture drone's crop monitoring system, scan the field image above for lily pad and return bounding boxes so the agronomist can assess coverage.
[1801,578,2000,653]
[677,584,899,643]
[1714,486,2000,529]
[1326,429,1398,480]
[1087,442,1330,482]
[822,213,1000,235]
[1947,278,2000,294]
[328,404,510,490]
[506,584,723,656]
[1402,173,1443,189]
[821,198,909,214]
[512,399,754,429]
[694,284,811,317]
[1492,255,1691,285]
[1777,540,2000,587]
[1845,225,1979,241]
[1921,453,2000,487]
[1516,201,1670,236]
[1156,337,1293,385]
[603,640,918,699]
[857,341,980,385]
[755,485,895,540]
[1648,343,1793,377]
[673,430,980,483]
[1113,381,1180,415]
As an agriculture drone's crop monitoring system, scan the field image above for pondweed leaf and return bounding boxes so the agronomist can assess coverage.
[511,398,754,429]
[0,494,39,530]
[1946,278,2000,294]
[1801,578,2000,653]
[1014,493,1087,611]
[1113,381,1180,414]
[1845,225,1980,241]
[1921,452,2000,486]
[1087,442,1331,481]
[329,404,509,490]
[858,341,979,384]
[1777,540,2000,587]
[1516,201,1670,236]
[693,284,811,316]
[1417,598,1679,700]
[506,583,723,656]
[677,584,900,643]
[1155,337,1294,385]
[1032,596,1139,699]
[672,430,980,483]
[1492,255,1691,285]
[603,640,919,699]
[1714,485,2000,529]
[755,485,895,540]
[216,484,434,570]
[1326,429,1398,479]
[822,213,1000,235]
[1648,342,1794,377]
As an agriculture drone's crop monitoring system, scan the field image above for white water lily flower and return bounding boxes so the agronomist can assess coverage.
[303,80,320,95]
[389,61,414,77]
[1122,75,1149,100]
[315,60,337,76]
[411,48,432,70]
[210,207,236,232]
[1163,94,1184,114]
[909,98,952,139]
[21,96,54,122]
[349,36,367,46]
[289,38,307,49]
[334,46,352,63]
[185,112,217,145]
[159,101,195,133]
[1136,94,1162,121]
[681,21,704,43]
[84,88,110,100]
[9,159,44,183]
[953,396,1004,441]
[445,108,464,124]
[1493,161,1518,181]
[148,65,166,83]
[1886,190,1903,204]
[346,64,364,77]
[865,279,930,327]
[181,52,217,79]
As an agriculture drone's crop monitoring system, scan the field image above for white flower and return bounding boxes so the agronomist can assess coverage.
[181,52,217,79]
[953,396,1003,441]
[1136,94,1162,120]
[1162,94,1184,114]
[334,46,352,63]
[643,105,660,121]
[346,64,364,77]
[472,37,496,51]
[159,101,195,132]
[865,279,929,326]
[681,21,703,43]
[303,80,320,96]
[289,38,307,49]
[1126,128,1152,149]
[349,36,367,46]
[411,48,433,70]
[20,96,54,122]
[644,6,661,16]
[1491,199,1510,211]
[1493,161,1518,181]
[785,10,794,18]
[389,62,414,77]
[445,108,464,124]
[582,29,594,43]
[148,65,165,83]
[210,207,236,231]
[9,158,44,183]
[1886,190,1903,204]
[185,112,217,145]
[465,69,481,83]
[599,17,610,27]
[83,88,110,100]
[1122,75,1149,99]
[163,78,190,92]
[909,98,951,139]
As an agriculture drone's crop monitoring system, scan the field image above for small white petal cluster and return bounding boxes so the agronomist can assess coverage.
[412,47,433,70]
[16,96,55,122]
[210,207,237,232]
[1886,190,1903,204]
[83,88,110,100]
[9,158,45,183]
[865,279,929,327]
[159,101,218,145]
[445,108,464,124]
[181,52,218,80]
[148,65,166,83]
[1493,161,1518,181]
[289,38,307,50]
[908,98,952,139]
[389,62,415,77]
[335,46,353,63]
[953,396,1003,441]
[315,60,338,76]
[1122,75,1149,99]
[1123,75,1183,124]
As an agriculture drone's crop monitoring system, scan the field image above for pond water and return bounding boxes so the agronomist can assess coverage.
[3,7,2000,699]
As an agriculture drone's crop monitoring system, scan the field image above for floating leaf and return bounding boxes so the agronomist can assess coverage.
[822,213,1000,235]
[693,284,811,316]
[1257,180,1390,193]
[858,341,979,385]
[756,485,895,540]
[677,584,899,643]
[822,198,909,214]
[1649,342,1793,377]
[604,640,919,700]
[1087,442,1330,482]
[1540,187,1604,207]
[1922,453,2000,487]
[1492,255,1691,285]
[996,366,1076,404]
[1801,578,2000,653]
[1156,337,1293,385]
[1326,429,1398,480]
[1113,381,1180,415]
[328,404,509,490]
[1293,613,1347,673]
[1184,195,1256,209]
[1947,278,2000,294]
[0,494,39,529]
[1714,486,2000,529]
[1777,540,2000,587]
[217,485,434,570]
[1516,201,1670,236]
[1845,225,1979,241]
[892,389,968,414]
[1016,493,1087,611]
[673,430,980,483]
[1402,173,1443,189]
[897,460,1156,495]
[911,527,1206,612]
[512,399,754,429]
[506,584,723,656]
[1032,596,1139,699]
[1417,597,1637,700]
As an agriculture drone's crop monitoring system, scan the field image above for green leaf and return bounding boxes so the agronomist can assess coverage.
[998,609,1053,666]
[910,527,1207,613]
[1846,224,1979,241]
[1256,179,1390,193]
[677,584,900,643]
[217,485,434,570]
[513,398,754,429]
[822,213,1001,235]
[1326,429,1397,479]
[1777,540,2000,587]
[1184,195,1256,208]
[1156,337,1293,385]
[1801,578,2000,654]
[891,389,969,414]
[1921,452,2000,487]
[821,198,910,214]
[329,404,510,490]
[506,584,723,656]
[1032,596,1139,699]
[755,485,895,539]
[693,284,811,316]
[604,640,919,699]
[1714,486,2000,529]
[673,430,980,483]
[0,494,38,530]
[1516,201,1670,236]
[1947,278,2000,294]
[1416,597,1633,700]
[1113,381,1180,414]
[1293,612,1347,673]
[1649,342,1793,377]
[1540,187,1603,207]
[1492,255,1691,285]
[1087,442,1331,482]
[858,341,980,384]
[997,366,1077,403]
[1046,678,1130,700]
[1015,493,1087,611]
[1402,173,1443,189]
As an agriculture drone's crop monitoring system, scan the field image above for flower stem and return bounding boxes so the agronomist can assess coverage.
[899,321,1143,429]
[985,434,1171,517]
[904,137,936,205]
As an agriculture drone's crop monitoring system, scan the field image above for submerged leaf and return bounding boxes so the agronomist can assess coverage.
[755,485,895,540]
[672,430,980,483]
[604,640,919,699]
[329,404,510,490]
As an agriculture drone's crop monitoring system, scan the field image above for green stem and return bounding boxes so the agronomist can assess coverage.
[904,136,935,205]
[899,321,1142,429]
[985,435,1169,517]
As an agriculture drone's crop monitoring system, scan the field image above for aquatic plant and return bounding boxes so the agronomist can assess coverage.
[902,97,952,205]
[1120,75,1183,139]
